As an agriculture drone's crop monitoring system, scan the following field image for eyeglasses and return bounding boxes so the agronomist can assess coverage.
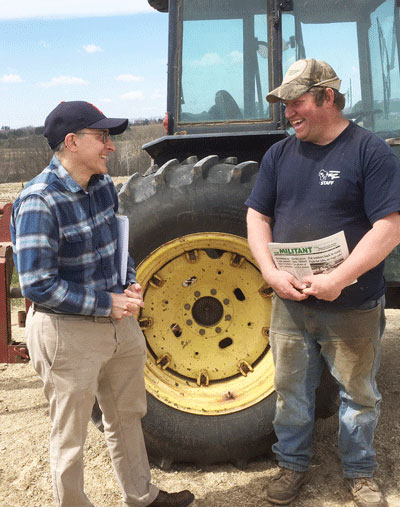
[79,130,111,144]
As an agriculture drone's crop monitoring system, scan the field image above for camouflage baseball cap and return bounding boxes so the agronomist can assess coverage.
[266,58,341,103]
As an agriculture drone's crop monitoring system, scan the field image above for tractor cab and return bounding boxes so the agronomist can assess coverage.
[146,0,400,164]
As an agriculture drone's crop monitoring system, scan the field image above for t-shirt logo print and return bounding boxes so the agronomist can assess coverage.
[318,169,341,186]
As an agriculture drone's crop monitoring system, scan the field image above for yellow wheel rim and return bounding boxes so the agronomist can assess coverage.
[138,232,274,415]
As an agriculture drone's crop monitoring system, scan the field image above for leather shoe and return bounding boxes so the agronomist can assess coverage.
[346,478,388,507]
[148,489,195,506]
[266,468,310,505]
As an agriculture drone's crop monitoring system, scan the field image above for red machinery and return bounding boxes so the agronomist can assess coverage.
[0,203,29,363]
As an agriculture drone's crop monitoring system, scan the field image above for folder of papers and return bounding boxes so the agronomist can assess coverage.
[116,215,129,285]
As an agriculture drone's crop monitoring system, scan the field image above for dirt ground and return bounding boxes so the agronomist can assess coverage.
[0,308,399,507]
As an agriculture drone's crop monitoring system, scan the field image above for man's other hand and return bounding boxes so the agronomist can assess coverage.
[110,287,144,319]
[264,269,309,301]
[301,273,342,301]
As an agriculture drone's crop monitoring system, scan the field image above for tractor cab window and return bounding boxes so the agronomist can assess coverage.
[282,0,400,138]
[179,0,270,124]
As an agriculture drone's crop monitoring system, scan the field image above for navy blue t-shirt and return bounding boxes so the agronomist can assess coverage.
[246,121,400,308]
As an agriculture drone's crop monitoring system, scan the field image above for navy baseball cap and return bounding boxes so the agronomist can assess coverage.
[44,100,129,149]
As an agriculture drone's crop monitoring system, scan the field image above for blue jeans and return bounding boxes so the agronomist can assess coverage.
[269,295,385,478]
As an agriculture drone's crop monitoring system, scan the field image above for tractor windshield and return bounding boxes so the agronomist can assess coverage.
[179,0,269,123]
[283,0,400,136]
[178,0,400,137]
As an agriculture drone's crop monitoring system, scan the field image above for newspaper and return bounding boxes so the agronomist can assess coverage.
[268,231,354,282]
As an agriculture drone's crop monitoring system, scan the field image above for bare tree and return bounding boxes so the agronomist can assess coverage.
[0,122,164,183]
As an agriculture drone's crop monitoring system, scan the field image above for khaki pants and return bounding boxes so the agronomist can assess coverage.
[26,307,159,507]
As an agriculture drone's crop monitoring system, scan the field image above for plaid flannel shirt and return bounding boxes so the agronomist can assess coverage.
[10,155,136,316]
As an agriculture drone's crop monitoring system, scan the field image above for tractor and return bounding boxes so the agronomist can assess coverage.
[113,0,400,467]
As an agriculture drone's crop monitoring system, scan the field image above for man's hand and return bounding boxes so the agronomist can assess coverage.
[301,273,342,301]
[124,282,143,299]
[110,284,144,319]
[264,269,309,301]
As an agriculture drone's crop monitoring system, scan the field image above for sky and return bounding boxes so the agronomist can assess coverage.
[0,1,169,128]
[2,1,399,130]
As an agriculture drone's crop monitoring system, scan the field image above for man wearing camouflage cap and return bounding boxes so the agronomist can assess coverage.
[246,59,400,506]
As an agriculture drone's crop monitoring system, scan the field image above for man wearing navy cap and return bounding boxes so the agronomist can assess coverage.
[10,101,194,507]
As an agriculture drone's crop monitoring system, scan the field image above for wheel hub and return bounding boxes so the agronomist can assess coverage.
[137,232,274,415]
[191,296,224,327]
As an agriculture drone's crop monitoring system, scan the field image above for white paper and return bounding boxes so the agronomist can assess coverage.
[268,231,356,282]
[116,215,129,285]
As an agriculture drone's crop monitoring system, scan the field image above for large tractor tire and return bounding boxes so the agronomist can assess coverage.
[113,155,337,467]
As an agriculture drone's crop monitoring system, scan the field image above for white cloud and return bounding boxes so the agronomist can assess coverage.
[0,0,154,20]
[191,53,222,67]
[115,74,144,82]
[40,75,88,88]
[229,51,243,64]
[83,44,103,53]
[99,98,112,103]
[39,40,50,48]
[121,91,145,100]
[151,90,164,100]
[0,74,23,83]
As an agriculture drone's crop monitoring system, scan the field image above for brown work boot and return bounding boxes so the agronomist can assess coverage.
[266,468,310,505]
[346,478,388,507]
[148,489,195,507]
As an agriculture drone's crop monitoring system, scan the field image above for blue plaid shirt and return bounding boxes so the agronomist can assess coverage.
[10,155,136,316]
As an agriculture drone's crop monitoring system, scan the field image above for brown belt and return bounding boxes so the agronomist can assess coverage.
[32,303,112,322]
